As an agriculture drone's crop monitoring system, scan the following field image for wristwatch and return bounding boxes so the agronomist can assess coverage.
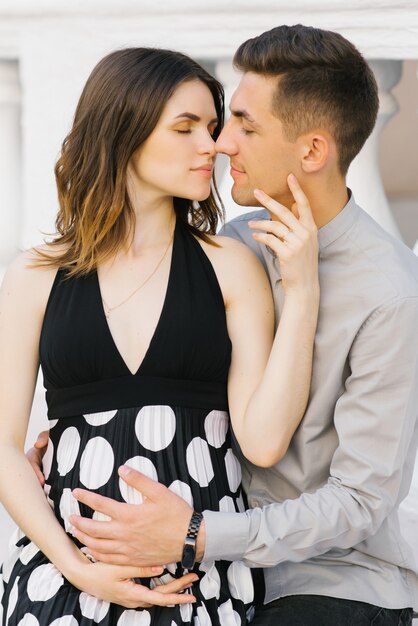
[181,511,203,569]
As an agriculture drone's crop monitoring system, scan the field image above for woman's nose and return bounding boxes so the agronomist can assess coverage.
[197,132,216,156]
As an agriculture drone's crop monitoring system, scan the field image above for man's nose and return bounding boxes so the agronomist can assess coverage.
[215,123,238,156]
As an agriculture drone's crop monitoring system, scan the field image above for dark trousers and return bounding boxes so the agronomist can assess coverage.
[251,595,413,625]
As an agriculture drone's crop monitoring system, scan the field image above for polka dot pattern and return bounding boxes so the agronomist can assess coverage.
[199,562,221,600]
[93,510,112,522]
[59,488,81,533]
[166,562,177,576]
[80,437,114,489]
[84,410,117,426]
[117,610,151,626]
[219,495,236,512]
[1,401,254,625]
[1,534,24,583]
[236,493,246,513]
[180,602,193,623]
[27,563,64,602]
[19,542,40,565]
[219,599,241,625]
[150,571,176,588]
[17,615,40,626]
[44,482,54,509]
[168,479,194,507]
[204,410,229,448]
[56,427,80,476]
[42,438,54,481]
[135,405,176,451]
[186,437,214,487]
[227,561,254,604]
[225,449,242,493]
[49,618,79,626]
[196,604,212,626]
[6,575,19,623]
[79,592,110,622]
[119,456,158,505]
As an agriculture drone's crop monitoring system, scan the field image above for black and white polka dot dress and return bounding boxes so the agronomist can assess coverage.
[1,220,259,625]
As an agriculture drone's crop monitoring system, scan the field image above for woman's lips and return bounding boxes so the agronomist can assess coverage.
[191,165,213,178]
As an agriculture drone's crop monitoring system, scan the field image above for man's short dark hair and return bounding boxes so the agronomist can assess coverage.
[234,24,379,174]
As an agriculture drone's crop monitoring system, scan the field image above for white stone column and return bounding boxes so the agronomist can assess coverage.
[0,60,22,559]
[347,60,402,238]
[414,66,418,257]
[0,60,21,267]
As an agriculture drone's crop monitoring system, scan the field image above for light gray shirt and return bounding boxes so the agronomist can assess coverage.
[205,193,418,610]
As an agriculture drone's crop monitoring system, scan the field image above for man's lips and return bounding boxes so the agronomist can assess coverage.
[230,165,246,176]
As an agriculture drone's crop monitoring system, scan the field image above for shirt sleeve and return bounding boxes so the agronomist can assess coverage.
[219,220,253,246]
[203,296,418,566]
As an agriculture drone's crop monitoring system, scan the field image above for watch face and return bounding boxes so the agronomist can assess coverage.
[181,544,196,570]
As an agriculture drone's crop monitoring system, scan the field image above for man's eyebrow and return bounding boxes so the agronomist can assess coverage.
[230,108,260,128]
[174,112,218,124]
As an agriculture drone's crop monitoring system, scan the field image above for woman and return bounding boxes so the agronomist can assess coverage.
[0,48,319,625]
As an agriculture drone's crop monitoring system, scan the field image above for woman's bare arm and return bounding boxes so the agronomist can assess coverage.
[209,177,319,467]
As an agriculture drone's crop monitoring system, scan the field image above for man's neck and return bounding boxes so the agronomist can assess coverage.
[308,181,350,230]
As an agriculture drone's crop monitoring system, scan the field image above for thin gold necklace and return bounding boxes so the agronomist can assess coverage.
[101,229,175,319]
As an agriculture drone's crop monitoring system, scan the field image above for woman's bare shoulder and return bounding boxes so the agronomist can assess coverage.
[202,232,255,257]
[201,233,265,273]
[6,245,61,277]
[198,233,271,306]
[1,246,63,312]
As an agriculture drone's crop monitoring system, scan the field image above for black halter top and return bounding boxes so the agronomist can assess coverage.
[39,220,232,419]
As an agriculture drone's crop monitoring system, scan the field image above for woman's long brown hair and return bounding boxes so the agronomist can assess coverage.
[36,48,225,276]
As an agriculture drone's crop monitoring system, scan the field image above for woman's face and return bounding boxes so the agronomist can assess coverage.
[130,80,218,202]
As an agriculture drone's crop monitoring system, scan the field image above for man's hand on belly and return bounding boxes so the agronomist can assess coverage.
[70,465,206,567]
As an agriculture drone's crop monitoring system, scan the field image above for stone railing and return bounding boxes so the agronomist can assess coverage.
[1,0,418,271]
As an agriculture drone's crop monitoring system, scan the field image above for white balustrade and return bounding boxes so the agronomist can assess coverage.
[0,60,21,266]
[347,60,403,237]
[0,2,417,251]
[415,64,418,255]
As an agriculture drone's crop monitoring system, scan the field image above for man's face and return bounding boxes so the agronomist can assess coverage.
[216,72,300,208]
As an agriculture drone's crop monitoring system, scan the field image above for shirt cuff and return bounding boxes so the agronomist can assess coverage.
[202,510,249,562]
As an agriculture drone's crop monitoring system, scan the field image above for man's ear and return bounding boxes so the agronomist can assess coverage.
[299,132,333,173]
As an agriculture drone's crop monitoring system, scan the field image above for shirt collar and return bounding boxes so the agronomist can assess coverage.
[318,189,359,250]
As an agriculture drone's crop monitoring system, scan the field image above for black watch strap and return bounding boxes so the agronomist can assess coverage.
[181,511,203,569]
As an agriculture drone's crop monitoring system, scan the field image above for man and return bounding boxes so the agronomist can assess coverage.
[31,25,418,625]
